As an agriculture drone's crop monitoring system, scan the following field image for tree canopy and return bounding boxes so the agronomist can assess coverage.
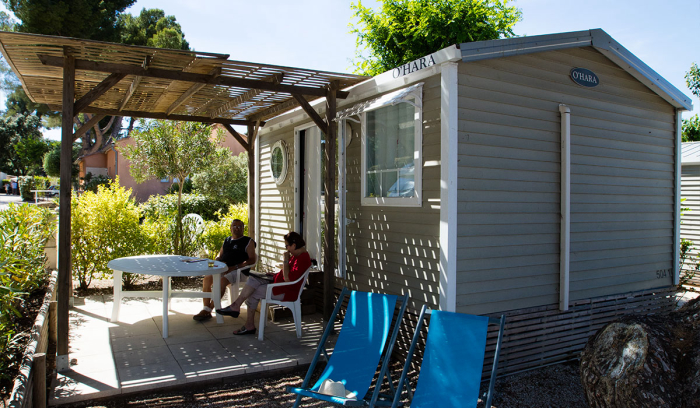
[119,120,222,254]
[191,149,248,205]
[0,113,47,175]
[117,8,189,50]
[2,0,136,42]
[350,0,522,76]
[683,63,700,142]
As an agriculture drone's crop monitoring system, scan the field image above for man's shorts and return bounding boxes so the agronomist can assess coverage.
[223,268,251,285]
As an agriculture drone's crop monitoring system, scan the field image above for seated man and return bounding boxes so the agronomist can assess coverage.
[216,231,311,335]
[193,219,257,321]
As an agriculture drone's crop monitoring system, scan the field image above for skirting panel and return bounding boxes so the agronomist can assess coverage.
[332,285,676,378]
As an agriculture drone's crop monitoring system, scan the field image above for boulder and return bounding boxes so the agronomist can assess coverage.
[580,297,700,408]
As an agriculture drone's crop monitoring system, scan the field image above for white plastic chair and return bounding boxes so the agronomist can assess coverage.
[258,266,312,341]
[225,266,251,302]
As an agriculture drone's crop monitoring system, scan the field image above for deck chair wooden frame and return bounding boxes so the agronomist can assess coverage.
[287,287,409,407]
[391,305,506,408]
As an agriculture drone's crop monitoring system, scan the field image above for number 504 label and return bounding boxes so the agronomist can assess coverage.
[656,269,670,279]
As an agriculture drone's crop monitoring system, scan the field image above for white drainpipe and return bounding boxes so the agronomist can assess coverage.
[674,109,682,285]
[559,104,571,312]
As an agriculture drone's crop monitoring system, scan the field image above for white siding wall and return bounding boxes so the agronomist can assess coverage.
[456,47,676,315]
[681,164,700,282]
[339,74,443,308]
[257,128,295,272]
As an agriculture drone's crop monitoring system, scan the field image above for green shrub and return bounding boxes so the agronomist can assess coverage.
[200,204,249,259]
[168,178,193,194]
[0,203,54,384]
[140,193,228,221]
[141,215,175,255]
[82,173,110,193]
[34,176,50,189]
[72,178,145,290]
[18,176,35,201]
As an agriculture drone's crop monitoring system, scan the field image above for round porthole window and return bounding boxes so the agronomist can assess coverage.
[270,140,288,185]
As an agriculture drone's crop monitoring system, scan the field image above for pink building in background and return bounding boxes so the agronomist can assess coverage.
[77,124,247,202]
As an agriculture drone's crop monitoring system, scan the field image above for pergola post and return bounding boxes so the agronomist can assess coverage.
[246,123,257,240]
[57,51,74,372]
[322,82,338,322]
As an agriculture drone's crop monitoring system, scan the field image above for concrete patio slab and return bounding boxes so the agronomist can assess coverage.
[49,290,330,406]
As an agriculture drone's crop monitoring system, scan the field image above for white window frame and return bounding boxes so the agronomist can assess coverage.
[360,86,423,207]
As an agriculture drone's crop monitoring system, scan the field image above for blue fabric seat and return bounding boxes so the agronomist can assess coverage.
[287,287,409,407]
[391,306,506,408]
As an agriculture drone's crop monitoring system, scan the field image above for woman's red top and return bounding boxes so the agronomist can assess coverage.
[272,251,312,301]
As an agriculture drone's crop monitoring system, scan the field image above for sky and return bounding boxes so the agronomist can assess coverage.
[1,0,698,140]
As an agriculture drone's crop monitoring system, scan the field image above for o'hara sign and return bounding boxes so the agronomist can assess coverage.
[393,55,437,79]
[570,67,599,87]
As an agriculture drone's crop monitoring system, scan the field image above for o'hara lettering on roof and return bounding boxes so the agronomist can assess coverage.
[570,67,599,88]
[393,55,437,78]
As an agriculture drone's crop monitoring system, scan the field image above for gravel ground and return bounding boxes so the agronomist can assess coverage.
[61,360,586,407]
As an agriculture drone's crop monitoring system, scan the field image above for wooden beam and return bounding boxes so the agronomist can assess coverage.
[246,123,257,241]
[292,94,328,134]
[221,123,249,151]
[119,56,151,111]
[322,81,338,323]
[166,67,221,115]
[50,105,260,126]
[39,55,349,98]
[119,76,142,111]
[247,98,298,122]
[73,114,106,140]
[210,73,283,119]
[57,50,74,372]
[73,73,126,113]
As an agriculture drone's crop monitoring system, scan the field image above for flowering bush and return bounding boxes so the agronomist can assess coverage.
[0,203,54,385]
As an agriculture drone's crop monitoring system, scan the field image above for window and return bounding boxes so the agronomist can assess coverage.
[360,84,422,206]
[270,140,288,185]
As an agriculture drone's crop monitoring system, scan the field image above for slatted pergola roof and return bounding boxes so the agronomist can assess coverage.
[0,31,365,371]
[0,31,367,126]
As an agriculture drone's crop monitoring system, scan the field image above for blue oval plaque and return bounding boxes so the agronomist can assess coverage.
[570,67,599,87]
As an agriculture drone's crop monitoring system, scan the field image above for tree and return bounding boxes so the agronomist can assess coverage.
[2,0,136,42]
[119,120,222,255]
[191,149,248,205]
[0,113,47,175]
[684,63,700,142]
[117,8,189,50]
[43,142,80,180]
[350,0,522,76]
[1,2,190,158]
[683,115,700,142]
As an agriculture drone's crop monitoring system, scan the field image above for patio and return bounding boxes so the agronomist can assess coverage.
[51,292,336,406]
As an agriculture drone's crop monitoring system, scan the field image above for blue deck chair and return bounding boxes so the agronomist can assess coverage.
[391,306,506,408]
[287,287,409,407]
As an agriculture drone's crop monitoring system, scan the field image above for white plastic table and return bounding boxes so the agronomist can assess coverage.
[108,255,228,338]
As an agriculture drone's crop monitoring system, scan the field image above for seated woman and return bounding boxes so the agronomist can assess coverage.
[216,231,311,335]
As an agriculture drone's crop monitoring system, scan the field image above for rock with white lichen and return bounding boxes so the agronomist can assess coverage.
[580,297,700,408]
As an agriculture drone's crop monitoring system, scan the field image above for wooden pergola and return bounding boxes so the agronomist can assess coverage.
[0,31,367,371]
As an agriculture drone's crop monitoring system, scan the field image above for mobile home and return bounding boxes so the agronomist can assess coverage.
[254,29,692,373]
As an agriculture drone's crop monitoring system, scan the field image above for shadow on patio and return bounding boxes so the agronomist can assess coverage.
[51,294,336,406]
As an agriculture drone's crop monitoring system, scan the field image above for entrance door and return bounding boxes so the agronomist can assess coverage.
[295,126,322,263]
